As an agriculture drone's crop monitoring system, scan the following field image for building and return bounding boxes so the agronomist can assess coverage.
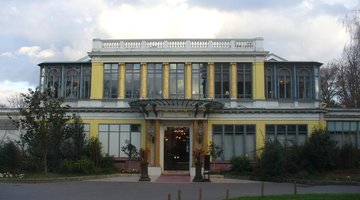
[1,38,360,175]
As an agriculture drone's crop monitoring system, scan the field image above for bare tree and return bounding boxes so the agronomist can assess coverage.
[7,93,26,108]
[320,61,339,107]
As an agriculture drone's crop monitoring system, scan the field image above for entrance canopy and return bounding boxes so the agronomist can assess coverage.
[129,99,224,119]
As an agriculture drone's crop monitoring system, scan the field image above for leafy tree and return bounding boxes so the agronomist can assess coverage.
[10,88,70,174]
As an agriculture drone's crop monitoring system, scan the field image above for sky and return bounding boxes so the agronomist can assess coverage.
[0,0,358,105]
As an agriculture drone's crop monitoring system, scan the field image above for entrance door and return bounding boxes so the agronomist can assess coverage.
[164,127,190,170]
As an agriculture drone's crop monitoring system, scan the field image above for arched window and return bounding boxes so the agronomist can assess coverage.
[46,68,61,98]
[81,67,91,98]
[65,68,80,98]
[297,69,311,99]
[277,69,292,99]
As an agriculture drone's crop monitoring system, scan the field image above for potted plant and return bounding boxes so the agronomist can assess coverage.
[138,148,151,181]
[207,142,225,172]
[192,148,204,182]
[121,142,140,172]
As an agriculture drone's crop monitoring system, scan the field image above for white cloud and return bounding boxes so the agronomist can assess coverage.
[1,52,14,57]
[18,46,55,59]
[0,80,35,105]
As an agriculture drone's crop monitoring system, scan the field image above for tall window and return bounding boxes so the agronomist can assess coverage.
[169,63,185,98]
[46,67,61,98]
[298,69,311,99]
[147,63,163,98]
[266,124,307,146]
[277,69,292,99]
[214,63,230,99]
[81,67,91,99]
[265,67,274,99]
[125,63,140,98]
[237,63,252,99]
[212,124,256,160]
[192,63,207,99]
[98,124,141,157]
[328,121,359,148]
[103,63,119,98]
[65,67,80,98]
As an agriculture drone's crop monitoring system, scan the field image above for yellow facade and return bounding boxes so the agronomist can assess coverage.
[90,62,104,99]
[185,62,192,99]
[119,63,125,99]
[140,63,147,98]
[208,62,215,99]
[163,63,169,99]
[230,62,237,99]
[252,62,266,100]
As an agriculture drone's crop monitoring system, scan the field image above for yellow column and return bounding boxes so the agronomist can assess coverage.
[185,62,192,99]
[208,62,215,99]
[90,62,103,99]
[154,120,160,166]
[230,62,237,100]
[163,63,169,99]
[119,63,125,99]
[140,63,147,99]
[202,121,208,153]
[89,121,99,139]
[193,121,199,152]
[253,62,265,100]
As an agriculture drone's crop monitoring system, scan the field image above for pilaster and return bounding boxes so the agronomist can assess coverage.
[90,62,103,100]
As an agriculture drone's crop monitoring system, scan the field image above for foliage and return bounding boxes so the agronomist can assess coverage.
[9,88,71,174]
[62,115,87,160]
[230,156,251,174]
[0,141,22,172]
[207,141,222,160]
[59,157,94,174]
[302,126,338,172]
[337,143,359,169]
[85,137,103,168]
[121,143,139,158]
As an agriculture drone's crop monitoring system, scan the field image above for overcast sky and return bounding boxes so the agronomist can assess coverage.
[0,0,358,104]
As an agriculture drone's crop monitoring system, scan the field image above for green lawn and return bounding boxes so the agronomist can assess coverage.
[230,194,360,200]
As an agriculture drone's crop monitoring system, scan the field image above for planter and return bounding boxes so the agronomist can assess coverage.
[113,158,140,173]
[139,163,151,181]
[192,164,203,182]
[210,160,231,173]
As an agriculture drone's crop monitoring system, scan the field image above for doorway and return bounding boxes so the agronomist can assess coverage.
[164,127,190,170]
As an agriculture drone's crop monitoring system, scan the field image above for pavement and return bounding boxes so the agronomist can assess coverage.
[1,174,360,200]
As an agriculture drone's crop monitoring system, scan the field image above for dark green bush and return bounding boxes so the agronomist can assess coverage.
[0,141,23,172]
[230,156,252,174]
[22,155,42,172]
[302,127,338,171]
[85,137,102,167]
[337,143,359,169]
[59,157,94,174]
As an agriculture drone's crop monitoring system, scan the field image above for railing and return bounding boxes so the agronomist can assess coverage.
[92,38,263,52]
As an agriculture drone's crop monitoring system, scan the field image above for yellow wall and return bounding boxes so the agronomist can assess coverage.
[252,62,265,100]
[119,63,125,99]
[208,63,215,99]
[163,63,169,99]
[90,62,103,99]
[141,63,147,98]
[185,62,192,99]
[230,62,237,99]
[82,119,147,149]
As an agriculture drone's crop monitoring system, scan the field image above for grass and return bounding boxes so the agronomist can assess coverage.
[230,194,360,200]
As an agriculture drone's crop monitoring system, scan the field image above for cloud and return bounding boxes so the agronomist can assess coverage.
[18,46,55,59]
[1,52,14,57]
[0,80,35,105]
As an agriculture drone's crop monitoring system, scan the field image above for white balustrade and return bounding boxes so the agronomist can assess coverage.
[92,38,263,52]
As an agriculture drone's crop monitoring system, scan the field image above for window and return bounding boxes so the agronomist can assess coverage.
[266,124,308,146]
[169,63,185,98]
[237,63,252,99]
[98,124,141,157]
[212,124,256,160]
[192,63,207,99]
[65,67,80,98]
[81,66,91,99]
[298,69,312,99]
[125,63,140,98]
[278,69,292,99]
[147,63,163,98]
[103,64,119,98]
[327,121,359,148]
[214,63,230,99]
[265,67,274,99]
[46,67,61,98]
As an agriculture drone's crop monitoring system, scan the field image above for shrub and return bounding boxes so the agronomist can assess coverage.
[121,143,139,158]
[59,157,94,174]
[85,137,102,167]
[337,143,359,169]
[230,156,251,174]
[0,141,23,172]
[302,126,338,172]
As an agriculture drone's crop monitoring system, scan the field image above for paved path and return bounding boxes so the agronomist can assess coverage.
[1,175,359,200]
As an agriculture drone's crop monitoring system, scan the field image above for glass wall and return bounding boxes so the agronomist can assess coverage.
[212,124,256,160]
[103,63,119,99]
[214,63,230,99]
[98,124,141,157]
[327,121,359,148]
[40,63,91,99]
[169,63,185,98]
[192,63,207,99]
[125,63,141,98]
[266,124,307,146]
[147,63,163,98]
[237,63,252,99]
